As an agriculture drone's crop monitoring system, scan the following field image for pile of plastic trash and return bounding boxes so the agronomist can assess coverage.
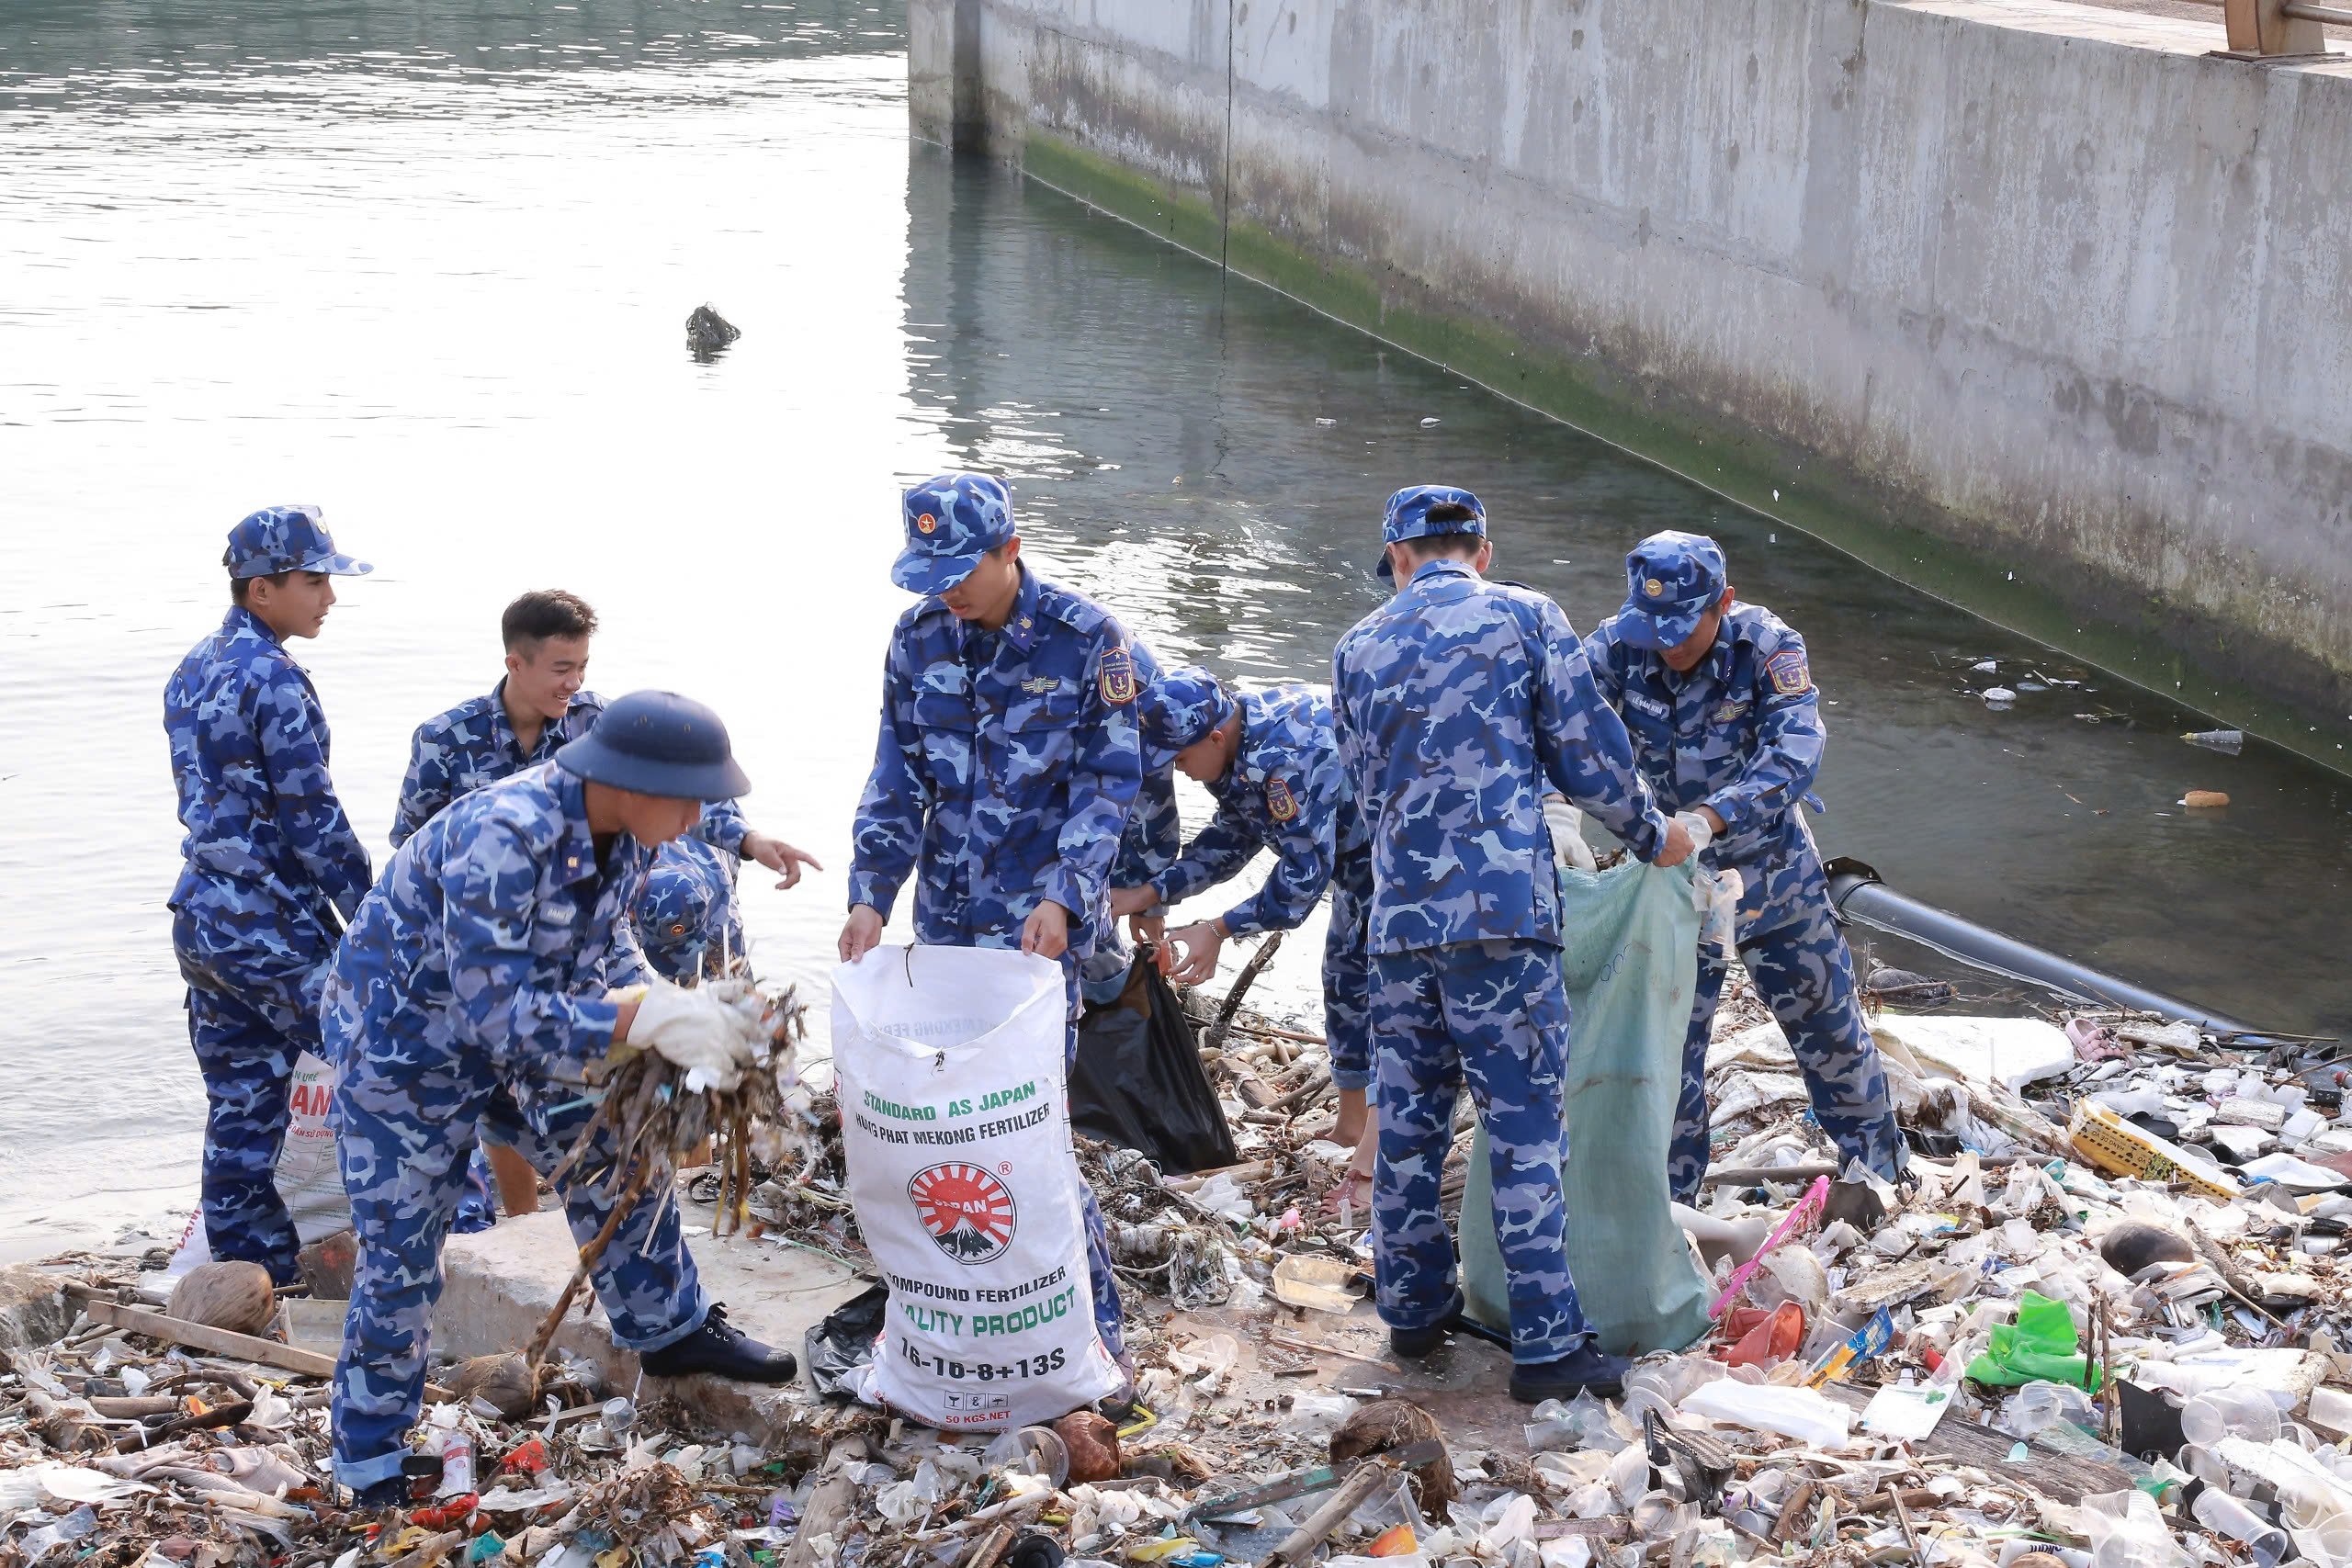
[16,964,2352,1568]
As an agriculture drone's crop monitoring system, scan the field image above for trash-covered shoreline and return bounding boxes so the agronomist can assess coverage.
[12,968,2352,1568]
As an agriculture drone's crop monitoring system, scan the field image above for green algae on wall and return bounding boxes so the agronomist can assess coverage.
[1013,129,2352,776]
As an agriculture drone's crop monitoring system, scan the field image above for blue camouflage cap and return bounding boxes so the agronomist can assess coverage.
[1376,485,1487,581]
[1618,530,1730,649]
[893,473,1014,595]
[1138,665,1235,755]
[556,689,751,801]
[224,504,372,579]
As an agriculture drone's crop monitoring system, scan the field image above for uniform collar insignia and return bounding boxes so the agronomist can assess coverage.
[1001,566,1044,653]
[552,768,599,886]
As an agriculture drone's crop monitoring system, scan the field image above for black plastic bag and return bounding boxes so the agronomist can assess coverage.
[803,1281,888,1400]
[1070,957,1239,1174]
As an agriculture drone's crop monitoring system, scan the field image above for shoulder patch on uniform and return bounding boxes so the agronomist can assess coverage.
[1265,776,1299,822]
[1098,644,1137,705]
[1035,581,1108,635]
[1766,648,1812,696]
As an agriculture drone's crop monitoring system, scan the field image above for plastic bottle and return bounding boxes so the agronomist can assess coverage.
[2183,728,2245,755]
[2189,1487,2289,1566]
[435,1421,476,1498]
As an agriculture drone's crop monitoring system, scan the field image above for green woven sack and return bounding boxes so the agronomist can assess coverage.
[1460,859,1715,1356]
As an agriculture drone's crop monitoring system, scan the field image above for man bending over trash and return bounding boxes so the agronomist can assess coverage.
[324,691,797,1506]
[1332,485,1692,1403]
[1584,531,1905,1200]
[841,472,1149,1376]
[389,589,820,1223]
[1108,666,1375,1205]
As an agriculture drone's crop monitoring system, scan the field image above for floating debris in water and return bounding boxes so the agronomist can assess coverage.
[685,304,741,362]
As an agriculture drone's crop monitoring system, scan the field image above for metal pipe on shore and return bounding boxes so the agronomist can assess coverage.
[1823,857,2262,1036]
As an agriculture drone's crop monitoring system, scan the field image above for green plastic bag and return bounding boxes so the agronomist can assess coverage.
[1965,1291,2104,1389]
[1460,859,1715,1356]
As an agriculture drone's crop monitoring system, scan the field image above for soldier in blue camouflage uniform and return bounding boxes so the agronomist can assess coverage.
[390,591,814,1222]
[391,589,816,890]
[326,692,797,1504]
[165,506,375,1285]
[841,473,1145,1366]
[638,835,747,982]
[1332,486,1694,1403]
[1584,532,1905,1201]
[1110,668,1374,1163]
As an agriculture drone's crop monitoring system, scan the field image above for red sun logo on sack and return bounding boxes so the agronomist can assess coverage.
[908,1162,1018,1265]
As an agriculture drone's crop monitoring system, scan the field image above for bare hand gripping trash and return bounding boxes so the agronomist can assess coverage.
[832,944,1124,1429]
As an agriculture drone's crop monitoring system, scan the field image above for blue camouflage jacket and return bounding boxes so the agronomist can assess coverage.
[1118,685,1363,939]
[849,567,1148,959]
[1583,601,1825,874]
[322,761,651,1077]
[636,834,743,983]
[1332,560,1668,954]
[165,606,372,944]
[391,682,749,856]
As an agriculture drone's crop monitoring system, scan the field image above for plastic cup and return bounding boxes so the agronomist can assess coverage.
[2012,1379,2097,1435]
[2192,1487,2290,1567]
[2182,1386,2283,1447]
[2310,1386,2352,1438]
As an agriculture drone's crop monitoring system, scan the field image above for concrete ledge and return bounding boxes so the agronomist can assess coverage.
[437,1211,871,1441]
[916,0,2352,767]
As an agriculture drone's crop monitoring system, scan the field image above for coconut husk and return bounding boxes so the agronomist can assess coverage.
[1055,1410,1121,1484]
[165,1261,275,1337]
[1329,1397,1456,1514]
[449,1352,541,1419]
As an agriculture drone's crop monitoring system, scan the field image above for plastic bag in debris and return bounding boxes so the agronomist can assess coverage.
[803,1281,889,1400]
[1071,956,1240,1174]
[166,1049,350,1278]
[832,944,1124,1430]
[1460,859,1713,1355]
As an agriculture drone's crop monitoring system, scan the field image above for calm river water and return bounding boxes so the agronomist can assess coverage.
[4,0,2347,1259]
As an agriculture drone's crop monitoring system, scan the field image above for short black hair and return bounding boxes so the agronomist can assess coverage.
[227,558,289,605]
[1398,530,1486,565]
[502,590,599,651]
[1422,502,1479,526]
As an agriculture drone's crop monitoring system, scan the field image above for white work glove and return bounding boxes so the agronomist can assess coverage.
[625,979,758,1092]
[1543,795,1598,873]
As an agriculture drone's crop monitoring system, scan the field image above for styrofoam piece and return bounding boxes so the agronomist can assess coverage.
[2241,1152,2351,1191]
[1870,1015,2075,1093]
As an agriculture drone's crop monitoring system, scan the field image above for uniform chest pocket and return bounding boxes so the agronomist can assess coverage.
[1006,688,1084,732]
[912,689,978,732]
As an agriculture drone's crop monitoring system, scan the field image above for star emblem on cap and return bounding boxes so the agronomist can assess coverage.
[916,513,938,535]
[1645,577,1665,597]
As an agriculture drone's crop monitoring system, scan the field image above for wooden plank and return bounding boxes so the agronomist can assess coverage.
[1819,1383,2132,1504]
[81,1299,454,1400]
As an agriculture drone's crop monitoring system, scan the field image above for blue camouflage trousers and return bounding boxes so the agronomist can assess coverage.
[171,908,328,1286]
[330,1054,708,1491]
[1323,855,1374,1092]
[1669,848,1905,1202]
[1368,938,1590,1366]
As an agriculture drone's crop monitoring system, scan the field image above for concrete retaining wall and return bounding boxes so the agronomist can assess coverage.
[911,0,2352,750]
